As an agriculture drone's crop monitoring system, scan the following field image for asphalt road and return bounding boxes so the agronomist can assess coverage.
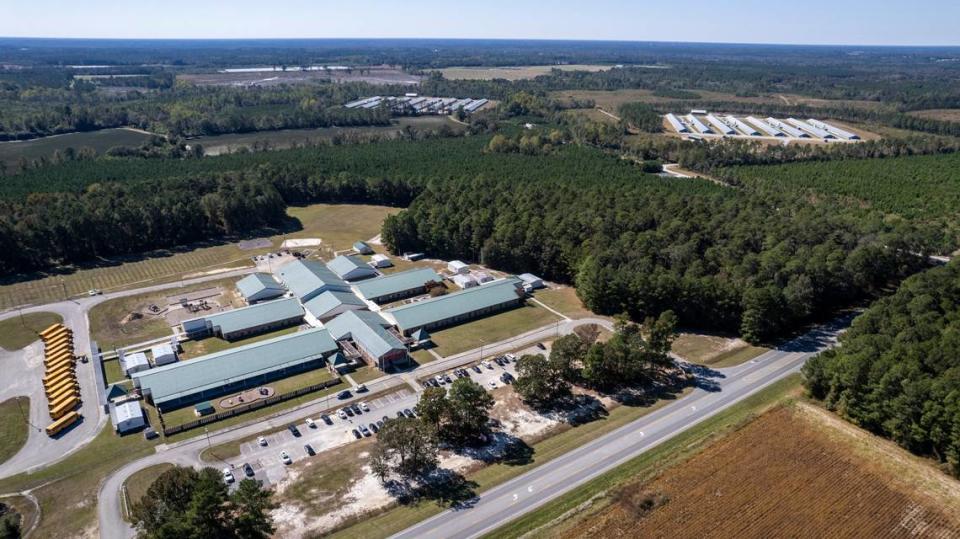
[391,317,852,539]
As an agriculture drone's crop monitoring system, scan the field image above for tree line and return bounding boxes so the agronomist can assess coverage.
[802,261,960,477]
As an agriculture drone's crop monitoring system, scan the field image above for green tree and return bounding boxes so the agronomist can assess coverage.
[370,418,439,482]
[229,479,277,539]
[415,387,450,433]
[514,353,571,407]
[549,333,587,381]
[445,378,495,445]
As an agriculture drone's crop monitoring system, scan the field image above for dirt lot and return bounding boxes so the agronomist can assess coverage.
[557,405,960,539]
[178,65,420,86]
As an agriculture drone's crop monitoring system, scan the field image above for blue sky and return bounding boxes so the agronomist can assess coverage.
[2,0,958,46]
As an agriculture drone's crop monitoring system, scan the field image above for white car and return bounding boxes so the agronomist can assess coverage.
[435,375,445,385]
[305,417,316,429]
[359,402,370,412]
[484,361,494,369]
[257,436,267,447]
[338,409,348,419]
[222,468,235,484]
[489,380,497,388]
[280,451,292,465]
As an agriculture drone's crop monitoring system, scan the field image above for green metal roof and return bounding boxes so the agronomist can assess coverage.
[385,277,523,332]
[327,255,377,280]
[353,241,373,254]
[324,310,406,360]
[236,273,286,300]
[134,328,338,407]
[353,267,443,302]
[202,297,304,336]
[277,259,351,301]
[304,290,367,320]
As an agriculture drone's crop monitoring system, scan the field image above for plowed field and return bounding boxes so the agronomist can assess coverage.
[561,406,960,539]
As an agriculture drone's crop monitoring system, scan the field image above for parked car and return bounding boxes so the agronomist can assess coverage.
[359,425,371,437]
[484,361,494,369]
[360,402,370,412]
[304,444,315,456]
[403,408,415,417]
[500,372,515,384]
[287,424,301,437]
[369,423,379,433]
[280,451,292,465]
[382,415,390,424]
[355,384,368,393]
[337,390,352,400]
[338,409,348,419]
[435,375,445,385]
[444,374,453,383]
[350,403,362,415]
[472,365,482,373]
[222,468,235,484]
[536,343,546,350]
[505,353,516,362]
[352,429,362,439]
[242,463,255,477]
[376,420,385,429]
[305,418,316,429]
[396,410,406,419]
[321,414,333,425]
[344,407,354,417]
[257,436,268,447]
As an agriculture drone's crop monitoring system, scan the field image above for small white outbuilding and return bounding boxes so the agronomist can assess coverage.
[448,260,470,275]
[370,254,393,268]
[110,400,146,434]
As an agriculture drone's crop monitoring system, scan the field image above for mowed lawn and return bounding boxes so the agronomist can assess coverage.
[532,287,599,319]
[0,203,400,310]
[429,303,562,357]
[0,397,30,465]
[0,311,63,350]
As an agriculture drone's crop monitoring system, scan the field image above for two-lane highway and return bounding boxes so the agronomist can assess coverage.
[391,318,850,539]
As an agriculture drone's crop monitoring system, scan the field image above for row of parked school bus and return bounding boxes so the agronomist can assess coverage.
[39,323,82,437]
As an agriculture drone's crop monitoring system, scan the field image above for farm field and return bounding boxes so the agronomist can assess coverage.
[0,127,154,170]
[195,116,464,156]
[0,397,29,465]
[178,65,420,86]
[0,311,63,350]
[439,64,612,80]
[907,109,960,122]
[428,303,562,356]
[551,404,960,539]
[551,89,884,113]
[0,203,399,311]
[726,152,960,225]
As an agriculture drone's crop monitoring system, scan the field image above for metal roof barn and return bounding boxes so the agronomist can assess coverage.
[807,119,860,140]
[665,113,688,133]
[327,255,378,282]
[236,273,286,304]
[189,297,304,340]
[746,117,784,137]
[133,328,338,411]
[725,116,760,136]
[352,267,443,304]
[277,259,352,302]
[686,115,713,134]
[705,115,736,135]
[766,118,809,138]
[384,277,525,335]
[786,118,834,139]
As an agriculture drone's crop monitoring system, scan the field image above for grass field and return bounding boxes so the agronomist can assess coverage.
[0,203,399,311]
[428,303,562,356]
[196,117,463,155]
[671,333,769,368]
[439,65,612,81]
[550,89,884,113]
[121,463,174,521]
[532,287,598,319]
[0,311,62,350]
[0,128,153,171]
[543,404,960,539]
[0,424,156,539]
[102,357,126,385]
[327,384,693,539]
[907,108,960,122]
[0,397,29,466]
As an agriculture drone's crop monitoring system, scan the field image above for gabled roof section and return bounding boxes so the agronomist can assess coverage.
[385,277,523,332]
[324,311,406,359]
[277,259,351,300]
[304,290,367,320]
[133,328,338,407]
[327,255,378,280]
[353,267,443,302]
[236,273,286,300]
[199,297,304,335]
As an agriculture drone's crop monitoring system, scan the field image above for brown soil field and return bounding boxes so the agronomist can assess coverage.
[439,65,612,81]
[559,406,960,539]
